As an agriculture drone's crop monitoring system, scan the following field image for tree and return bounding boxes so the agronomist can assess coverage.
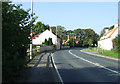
[33,21,42,34]
[50,26,56,34]
[2,2,37,82]
[74,28,83,44]
[68,36,76,47]
[33,21,49,34]
[57,25,66,40]
[99,27,109,40]
[109,25,114,30]
[82,29,96,46]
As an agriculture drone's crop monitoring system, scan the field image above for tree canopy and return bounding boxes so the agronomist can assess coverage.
[33,21,49,34]
[2,2,37,82]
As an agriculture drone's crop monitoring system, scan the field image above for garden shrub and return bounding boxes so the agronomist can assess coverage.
[48,38,53,45]
[113,35,120,52]
[44,39,48,45]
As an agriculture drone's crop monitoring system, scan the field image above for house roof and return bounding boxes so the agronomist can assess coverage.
[108,26,118,38]
[34,29,61,39]
[101,26,118,40]
[35,33,41,37]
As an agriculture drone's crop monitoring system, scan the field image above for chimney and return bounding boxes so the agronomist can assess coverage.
[50,27,52,32]
[105,29,109,33]
[114,23,118,28]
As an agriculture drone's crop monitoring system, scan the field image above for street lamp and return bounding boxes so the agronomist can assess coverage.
[30,0,33,59]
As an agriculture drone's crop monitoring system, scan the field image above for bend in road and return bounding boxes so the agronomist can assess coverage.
[53,48,119,82]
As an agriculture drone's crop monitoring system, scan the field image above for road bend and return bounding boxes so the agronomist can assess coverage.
[53,48,119,82]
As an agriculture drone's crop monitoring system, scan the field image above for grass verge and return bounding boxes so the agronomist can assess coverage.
[84,47,119,59]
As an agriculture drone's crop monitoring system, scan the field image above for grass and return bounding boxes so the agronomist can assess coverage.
[84,47,119,59]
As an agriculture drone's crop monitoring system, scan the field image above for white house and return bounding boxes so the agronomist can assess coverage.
[32,29,61,49]
[98,23,118,50]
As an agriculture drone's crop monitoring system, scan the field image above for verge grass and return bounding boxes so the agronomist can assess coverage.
[84,47,119,59]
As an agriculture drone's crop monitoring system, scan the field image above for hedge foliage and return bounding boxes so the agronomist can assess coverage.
[2,2,37,82]
[113,35,120,52]
[42,38,53,46]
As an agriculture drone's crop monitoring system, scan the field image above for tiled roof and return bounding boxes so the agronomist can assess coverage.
[35,33,41,37]
[103,28,114,36]
[101,26,118,40]
[108,27,118,38]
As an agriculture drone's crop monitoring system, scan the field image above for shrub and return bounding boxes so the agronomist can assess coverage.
[48,38,53,45]
[113,35,120,52]
[63,43,69,46]
[44,39,48,45]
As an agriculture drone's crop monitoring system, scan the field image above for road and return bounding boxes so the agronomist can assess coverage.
[53,48,119,82]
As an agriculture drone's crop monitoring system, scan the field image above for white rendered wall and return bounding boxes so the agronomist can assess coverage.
[98,38,113,50]
[33,30,57,45]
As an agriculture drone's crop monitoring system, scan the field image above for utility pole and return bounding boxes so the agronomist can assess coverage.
[73,33,74,47]
[30,0,33,59]
[56,26,57,49]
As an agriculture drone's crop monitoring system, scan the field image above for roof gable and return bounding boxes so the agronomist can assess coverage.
[100,26,118,40]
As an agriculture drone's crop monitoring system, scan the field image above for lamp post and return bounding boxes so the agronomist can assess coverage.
[30,0,33,59]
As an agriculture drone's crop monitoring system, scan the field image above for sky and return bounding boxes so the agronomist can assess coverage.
[12,1,118,35]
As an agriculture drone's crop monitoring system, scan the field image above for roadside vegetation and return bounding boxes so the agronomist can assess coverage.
[85,47,119,59]
[2,2,38,82]
[85,35,120,59]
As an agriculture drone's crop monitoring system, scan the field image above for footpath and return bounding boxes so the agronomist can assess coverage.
[17,51,61,83]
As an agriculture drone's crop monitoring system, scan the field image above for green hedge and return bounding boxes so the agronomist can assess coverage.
[43,38,53,46]
[113,35,120,52]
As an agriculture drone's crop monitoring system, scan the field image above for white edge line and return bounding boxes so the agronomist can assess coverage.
[51,53,64,84]
[80,50,119,61]
[69,50,119,74]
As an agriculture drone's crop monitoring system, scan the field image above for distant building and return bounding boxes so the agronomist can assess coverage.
[98,23,118,50]
[62,35,70,44]
[32,29,61,49]
[74,36,79,44]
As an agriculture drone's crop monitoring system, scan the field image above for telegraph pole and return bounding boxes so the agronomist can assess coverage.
[30,0,33,59]
[56,26,57,49]
[73,33,74,47]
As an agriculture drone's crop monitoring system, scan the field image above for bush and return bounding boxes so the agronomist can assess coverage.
[48,38,53,45]
[2,2,37,82]
[113,35,120,52]
[44,39,48,45]
[62,43,69,46]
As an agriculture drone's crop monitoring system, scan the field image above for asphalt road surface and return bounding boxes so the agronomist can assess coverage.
[53,48,119,82]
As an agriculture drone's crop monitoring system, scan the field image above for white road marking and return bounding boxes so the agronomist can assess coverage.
[69,50,119,74]
[51,53,64,84]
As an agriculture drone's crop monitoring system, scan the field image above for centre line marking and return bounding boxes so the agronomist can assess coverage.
[68,50,119,74]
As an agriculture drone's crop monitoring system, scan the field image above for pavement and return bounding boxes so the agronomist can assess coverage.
[17,51,61,83]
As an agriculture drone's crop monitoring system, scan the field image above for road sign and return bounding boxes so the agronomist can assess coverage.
[28,32,36,40]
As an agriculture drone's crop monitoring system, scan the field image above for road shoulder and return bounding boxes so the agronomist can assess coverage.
[80,49,119,61]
